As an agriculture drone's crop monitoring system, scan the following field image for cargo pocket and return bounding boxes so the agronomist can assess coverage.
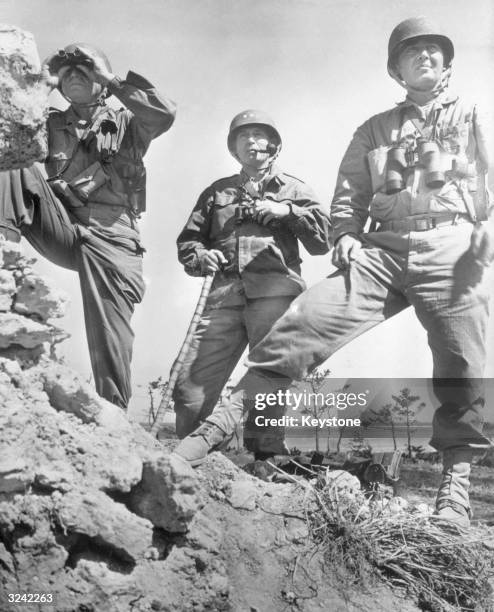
[367,145,390,194]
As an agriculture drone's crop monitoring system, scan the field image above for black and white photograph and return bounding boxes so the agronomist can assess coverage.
[1,1,494,610]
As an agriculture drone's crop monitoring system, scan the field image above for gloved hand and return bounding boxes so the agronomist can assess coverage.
[199,249,227,275]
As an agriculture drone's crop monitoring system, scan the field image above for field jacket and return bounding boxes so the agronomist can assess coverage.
[177,170,331,302]
[332,92,490,242]
[45,71,176,217]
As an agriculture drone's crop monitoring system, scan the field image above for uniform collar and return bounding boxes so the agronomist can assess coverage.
[238,166,285,187]
[397,90,458,110]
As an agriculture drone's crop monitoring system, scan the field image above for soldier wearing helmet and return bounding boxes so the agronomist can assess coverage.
[0,42,176,409]
[173,109,331,446]
[176,18,493,530]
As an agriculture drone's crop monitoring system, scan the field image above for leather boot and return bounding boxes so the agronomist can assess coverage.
[434,448,474,529]
[173,421,232,467]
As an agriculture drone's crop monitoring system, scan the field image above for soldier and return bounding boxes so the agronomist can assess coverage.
[176,19,493,528]
[0,43,175,409]
[173,109,331,448]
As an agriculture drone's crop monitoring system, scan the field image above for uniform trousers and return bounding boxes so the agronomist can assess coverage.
[0,165,145,409]
[173,293,293,438]
[210,222,492,452]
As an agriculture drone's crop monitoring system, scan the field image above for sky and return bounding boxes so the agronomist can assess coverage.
[3,0,494,422]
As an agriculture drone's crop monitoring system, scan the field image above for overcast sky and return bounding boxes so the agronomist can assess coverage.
[3,0,494,420]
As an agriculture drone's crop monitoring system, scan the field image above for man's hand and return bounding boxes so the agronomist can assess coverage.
[71,45,115,86]
[199,249,228,275]
[332,234,362,269]
[39,62,59,92]
[253,200,290,225]
[470,220,494,266]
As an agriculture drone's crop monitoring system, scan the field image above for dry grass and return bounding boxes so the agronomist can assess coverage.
[306,472,494,611]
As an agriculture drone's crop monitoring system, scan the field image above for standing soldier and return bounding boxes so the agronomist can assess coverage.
[173,109,331,449]
[0,43,176,409]
[176,19,493,528]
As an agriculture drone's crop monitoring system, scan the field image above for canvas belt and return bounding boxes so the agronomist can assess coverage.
[379,213,472,232]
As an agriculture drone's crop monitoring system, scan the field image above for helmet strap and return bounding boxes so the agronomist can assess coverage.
[389,64,452,104]
[237,146,280,178]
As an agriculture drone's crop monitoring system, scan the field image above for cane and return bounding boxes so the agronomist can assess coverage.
[150,272,215,437]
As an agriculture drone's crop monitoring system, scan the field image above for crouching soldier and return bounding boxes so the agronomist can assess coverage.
[176,19,493,529]
[0,43,176,409]
[173,109,331,453]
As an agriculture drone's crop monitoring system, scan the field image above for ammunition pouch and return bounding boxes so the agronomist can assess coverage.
[120,160,146,217]
[68,161,108,202]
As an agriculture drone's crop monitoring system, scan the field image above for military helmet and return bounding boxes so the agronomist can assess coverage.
[48,43,112,74]
[227,109,282,155]
[387,17,454,73]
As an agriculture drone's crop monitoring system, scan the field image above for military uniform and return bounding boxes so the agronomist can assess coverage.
[0,70,175,408]
[209,92,492,456]
[175,18,492,526]
[174,169,331,437]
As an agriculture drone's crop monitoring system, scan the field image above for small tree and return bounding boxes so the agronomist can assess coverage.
[391,388,425,458]
[299,367,331,452]
[147,376,169,429]
[361,402,397,450]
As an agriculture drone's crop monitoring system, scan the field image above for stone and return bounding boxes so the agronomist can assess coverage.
[54,490,156,563]
[0,239,22,268]
[34,461,74,493]
[0,312,53,348]
[0,270,15,311]
[0,25,48,170]
[323,469,361,496]
[14,273,68,321]
[227,480,257,510]
[0,542,14,573]
[385,496,409,515]
[413,502,434,516]
[0,451,29,493]
[0,356,21,378]
[129,453,200,533]
[42,361,131,430]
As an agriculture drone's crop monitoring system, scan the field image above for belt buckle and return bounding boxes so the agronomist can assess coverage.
[414,218,432,231]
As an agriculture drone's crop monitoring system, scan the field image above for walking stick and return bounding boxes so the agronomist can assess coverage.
[150,272,215,437]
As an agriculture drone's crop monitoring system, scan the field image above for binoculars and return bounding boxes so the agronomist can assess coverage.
[385,138,445,194]
[48,48,94,74]
[235,202,257,224]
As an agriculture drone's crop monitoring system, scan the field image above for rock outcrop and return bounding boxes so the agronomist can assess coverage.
[0,25,49,170]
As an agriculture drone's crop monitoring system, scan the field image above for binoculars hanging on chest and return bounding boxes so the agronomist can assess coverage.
[385,138,445,194]
[234,201,257,224]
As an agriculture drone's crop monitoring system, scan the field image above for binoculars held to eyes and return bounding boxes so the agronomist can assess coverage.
[48,49,94,74]
[385,138,445,194]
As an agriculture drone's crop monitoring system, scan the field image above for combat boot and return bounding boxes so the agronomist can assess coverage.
[434,448,474,529]
[173,421,231,467]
